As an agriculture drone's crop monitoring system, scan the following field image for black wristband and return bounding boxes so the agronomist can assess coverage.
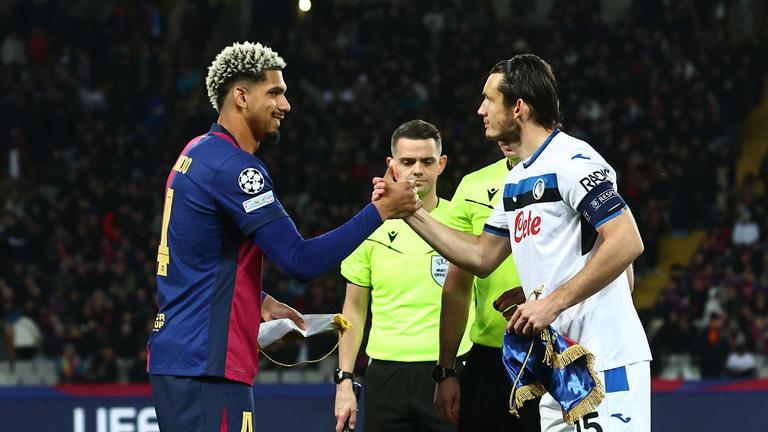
[334,368,354,384]
[432,364,457,383]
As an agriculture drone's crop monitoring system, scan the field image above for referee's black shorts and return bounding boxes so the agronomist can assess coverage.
[459,344,541,432]
[150,374,254,432]
[364,359,456,432]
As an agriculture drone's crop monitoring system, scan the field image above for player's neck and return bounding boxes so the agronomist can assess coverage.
[519,125,556,161]
[421,193,439,213]
[217,114,260,153]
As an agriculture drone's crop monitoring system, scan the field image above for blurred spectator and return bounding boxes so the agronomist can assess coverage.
[6,312,42,361]
[732,207,760,246]
[725,344,757,378]
[0,0,765,382]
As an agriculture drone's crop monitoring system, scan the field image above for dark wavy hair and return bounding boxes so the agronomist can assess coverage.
[489,54,562,129]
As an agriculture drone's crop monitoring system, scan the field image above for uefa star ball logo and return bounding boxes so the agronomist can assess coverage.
[238,168,264,194]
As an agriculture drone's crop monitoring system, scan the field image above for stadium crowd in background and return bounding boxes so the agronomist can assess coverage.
[0,0,766,382]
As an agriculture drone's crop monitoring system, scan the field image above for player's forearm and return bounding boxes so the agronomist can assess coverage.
[405,209,485,274]
[549,219,643,312]
[254,204,382,281]
[439,265,473,369]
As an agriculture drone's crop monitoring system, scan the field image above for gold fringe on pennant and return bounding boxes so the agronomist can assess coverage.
[538,327,606,425]
[540,328,594,370]
[509,382,546,417]
[562,352,605,425]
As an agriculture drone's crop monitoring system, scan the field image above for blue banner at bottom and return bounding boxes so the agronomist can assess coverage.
[0,383,764,432]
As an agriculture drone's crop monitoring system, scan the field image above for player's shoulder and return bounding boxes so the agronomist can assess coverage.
[553,132,605,167]
[187,134,268,172]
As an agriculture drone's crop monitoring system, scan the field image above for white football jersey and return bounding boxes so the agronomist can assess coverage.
[485,129,651,371]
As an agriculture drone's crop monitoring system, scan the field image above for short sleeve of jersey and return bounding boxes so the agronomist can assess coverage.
[483,198,509,237]
[340,241,372,288]
[558,155,627,229]
[211,152,288,235]
[443,177,473,233]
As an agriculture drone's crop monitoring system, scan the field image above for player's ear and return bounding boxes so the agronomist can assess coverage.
[386,156,393,167]
[513,98,524,119]
[232,85,248,110]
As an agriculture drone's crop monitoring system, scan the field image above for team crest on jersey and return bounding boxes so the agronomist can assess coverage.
[532,178,546,200]
[238,168,264,194]
[431,256,449,287]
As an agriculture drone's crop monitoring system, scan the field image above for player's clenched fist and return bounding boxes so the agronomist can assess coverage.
[507,296,561,336]
[371,162,422,219]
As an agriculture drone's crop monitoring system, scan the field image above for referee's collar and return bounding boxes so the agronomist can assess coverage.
[523,128,560,169]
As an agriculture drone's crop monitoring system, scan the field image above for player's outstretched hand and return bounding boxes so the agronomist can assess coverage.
[335,381,358,432]
[507,296,559,336]
[372,162,422,219]
[493,286,526,320]
[261,295,307,331]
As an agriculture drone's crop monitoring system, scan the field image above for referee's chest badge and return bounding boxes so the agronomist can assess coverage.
[431,256,449,287]
[532,178,546,200]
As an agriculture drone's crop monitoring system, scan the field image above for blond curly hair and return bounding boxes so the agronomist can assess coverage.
[205,41,286,112]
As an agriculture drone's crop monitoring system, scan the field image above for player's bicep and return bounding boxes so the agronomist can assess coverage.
[595,208,642,243]
[477,230,511,277]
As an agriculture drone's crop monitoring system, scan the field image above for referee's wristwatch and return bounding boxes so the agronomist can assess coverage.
[432,364,457,384]
[334,368,354,384]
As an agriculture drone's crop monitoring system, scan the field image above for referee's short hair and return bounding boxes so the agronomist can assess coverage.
[206,41,286,112]
[390,120,442,155]
[490,54,562,129]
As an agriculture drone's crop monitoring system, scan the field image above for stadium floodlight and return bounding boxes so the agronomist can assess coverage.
[298,0,311,12]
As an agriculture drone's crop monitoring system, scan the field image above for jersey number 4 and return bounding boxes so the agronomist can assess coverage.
[156,188,174,276]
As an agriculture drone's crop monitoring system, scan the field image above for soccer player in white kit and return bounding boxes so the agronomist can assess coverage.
[378,54,652,432]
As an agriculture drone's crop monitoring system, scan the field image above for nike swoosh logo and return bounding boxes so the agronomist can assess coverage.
[571,153,591,160]
[611,414,631,423]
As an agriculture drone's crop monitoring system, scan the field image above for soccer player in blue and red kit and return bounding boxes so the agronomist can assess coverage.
[147,42,421,432]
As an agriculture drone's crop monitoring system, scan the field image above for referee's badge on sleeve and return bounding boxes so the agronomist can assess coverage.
[431,256,449,287]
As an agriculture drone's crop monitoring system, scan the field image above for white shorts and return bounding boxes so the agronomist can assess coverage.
[539,361,650,432]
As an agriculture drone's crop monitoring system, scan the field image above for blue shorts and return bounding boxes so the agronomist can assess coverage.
[150,374,255,432]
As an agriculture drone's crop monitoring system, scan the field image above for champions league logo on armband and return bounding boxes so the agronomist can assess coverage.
[238,168,265,194]
[532,178,546,200]
[431,256,449,287]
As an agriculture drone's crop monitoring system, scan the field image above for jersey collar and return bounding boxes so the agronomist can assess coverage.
[523,128,560,169]
[209,123,239,148]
